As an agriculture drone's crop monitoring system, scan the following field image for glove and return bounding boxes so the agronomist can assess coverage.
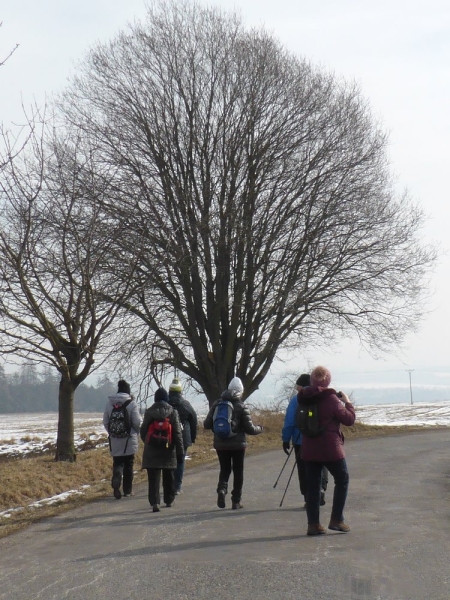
[282,441,290,455]
[176,455,184,464]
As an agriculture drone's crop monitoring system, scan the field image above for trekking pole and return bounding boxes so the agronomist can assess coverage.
[273,446,294,489]
[279,458,297,508]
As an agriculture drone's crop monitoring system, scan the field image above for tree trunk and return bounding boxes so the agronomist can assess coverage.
[55,375,76,462]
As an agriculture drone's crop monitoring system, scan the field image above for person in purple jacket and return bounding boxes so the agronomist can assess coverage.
[298,365,355,536]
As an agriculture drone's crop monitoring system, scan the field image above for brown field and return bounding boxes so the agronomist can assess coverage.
[0,410,438,539]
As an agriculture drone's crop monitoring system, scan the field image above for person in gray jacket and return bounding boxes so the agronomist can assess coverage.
[140,387,184,513]
[204,377,263,510]
[103,379,141,500]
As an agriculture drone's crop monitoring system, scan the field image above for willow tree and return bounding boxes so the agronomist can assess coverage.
[60,0,435,404]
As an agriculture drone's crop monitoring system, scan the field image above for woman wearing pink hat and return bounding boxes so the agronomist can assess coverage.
[298,365,355,536]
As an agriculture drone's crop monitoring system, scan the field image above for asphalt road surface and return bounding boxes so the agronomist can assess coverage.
[1,429,450,600]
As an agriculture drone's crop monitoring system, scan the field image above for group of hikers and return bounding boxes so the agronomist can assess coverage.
[102,365,355,536]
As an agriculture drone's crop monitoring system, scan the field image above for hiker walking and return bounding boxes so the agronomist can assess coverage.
[167,377,198,495]
[103,379,141,500]
[203,376,263,510]
[140,387,184,513]
[298,366,355,536]
[281,373,328,508]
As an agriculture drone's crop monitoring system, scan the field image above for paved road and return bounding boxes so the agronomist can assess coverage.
[1,430,450,600]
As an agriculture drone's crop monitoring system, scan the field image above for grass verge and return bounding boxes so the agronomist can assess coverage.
[0,410,445,539]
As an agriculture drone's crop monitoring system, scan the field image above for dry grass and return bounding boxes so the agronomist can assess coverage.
[0,410,443,539]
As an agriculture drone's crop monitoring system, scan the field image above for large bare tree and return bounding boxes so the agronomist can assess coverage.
[0,122,137,460]
[60,0,435,404]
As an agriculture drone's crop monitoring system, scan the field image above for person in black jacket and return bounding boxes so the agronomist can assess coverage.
[167,377,198,494]
[204,377,263,510]
[140,387,184,513]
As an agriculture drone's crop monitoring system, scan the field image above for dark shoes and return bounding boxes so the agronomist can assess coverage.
[165,503,172,508]
[217,490,226,509]
[231,502,243,510]
[328,520,350,533]
[113,487,122,500]
[307,523,326,536]
[152,504,160,513]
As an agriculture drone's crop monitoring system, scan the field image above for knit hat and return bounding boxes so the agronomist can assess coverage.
[310,366,331,388]
[228,376,244,398]
[154,387,169,403]
[296,373,311,387]
[169,377,182,393]
[117,379,131,395]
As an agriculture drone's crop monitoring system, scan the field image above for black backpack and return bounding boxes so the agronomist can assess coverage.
[296,399,323,438]
[108,399,132,438]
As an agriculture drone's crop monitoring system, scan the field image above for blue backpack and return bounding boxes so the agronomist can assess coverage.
[213,400,236,439]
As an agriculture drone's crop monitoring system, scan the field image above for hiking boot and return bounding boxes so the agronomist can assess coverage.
[328,520,350,533]
[152,504,160,513]
[113,487,122,500]
[217,490,226,509]
[165,503,172,508]
[231,502,243,510]
[123,492,134,497]
[307,523,326,536]
[320,491,326,506]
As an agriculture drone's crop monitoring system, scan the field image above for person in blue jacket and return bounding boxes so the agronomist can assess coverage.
[281,373,328,507]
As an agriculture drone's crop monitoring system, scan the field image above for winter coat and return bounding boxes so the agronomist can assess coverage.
[103,392,141,457]
[140,401,184,469]
[203,390,262,451]
[167,391,198,451]
[298,386,356,462]
[281,394,303,446]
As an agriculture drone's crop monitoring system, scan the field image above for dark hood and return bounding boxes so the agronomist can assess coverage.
[168,391,183,407]
[220,389,240,404]
[297,385,337,405]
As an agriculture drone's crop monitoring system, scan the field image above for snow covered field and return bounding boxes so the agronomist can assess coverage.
[0,412,106,458]
[1,401,450,458]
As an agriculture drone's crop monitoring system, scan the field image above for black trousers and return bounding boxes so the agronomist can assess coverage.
[146,468,175,507]
[216,448,245,503]
[112,454,134,495]
[305,458,349,525]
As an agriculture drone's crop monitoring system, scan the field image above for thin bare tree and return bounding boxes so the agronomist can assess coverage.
[60,0,436,404]
[0,119,138,460]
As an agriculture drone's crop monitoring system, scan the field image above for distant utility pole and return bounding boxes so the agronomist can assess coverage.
[406,369,414,405]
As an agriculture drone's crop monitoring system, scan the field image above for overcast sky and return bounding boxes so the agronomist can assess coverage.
[1,0,449,393]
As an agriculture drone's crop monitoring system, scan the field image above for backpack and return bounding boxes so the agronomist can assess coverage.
[108,399,132,438]
[212,400,236,439]
[146,417,173,448]
[296,400,323,438]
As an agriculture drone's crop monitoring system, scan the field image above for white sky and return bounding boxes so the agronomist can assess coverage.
[1,0,449,391]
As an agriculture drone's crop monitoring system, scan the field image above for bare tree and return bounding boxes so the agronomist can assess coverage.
[0,119,138,460]
[60,0,435,404]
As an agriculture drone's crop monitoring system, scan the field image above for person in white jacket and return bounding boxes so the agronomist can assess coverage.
[103,379,141,499]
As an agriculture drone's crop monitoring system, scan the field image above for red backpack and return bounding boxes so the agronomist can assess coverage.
[146,417,173,449]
